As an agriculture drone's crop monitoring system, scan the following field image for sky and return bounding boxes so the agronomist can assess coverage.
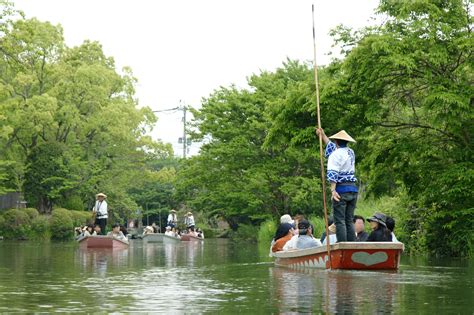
[13,0,380,157]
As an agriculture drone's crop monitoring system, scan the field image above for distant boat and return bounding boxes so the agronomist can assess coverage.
[163,234,181,244]
[180,234,204,242]
[273,242,404,270]
[78,235,129,249]
[142,233,164,243]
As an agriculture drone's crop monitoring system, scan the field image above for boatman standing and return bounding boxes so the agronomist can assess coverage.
[92,192,108,235]
[316,128,358,242]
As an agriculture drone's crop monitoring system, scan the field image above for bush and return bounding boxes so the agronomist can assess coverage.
[1,209,32,239]
[69,210,93,227]
[30,215,51,241]
[231,224,258,242]
[257,219,277,244]
[50,208,73,241]
[308,215,326,240]
[23,208,39,220]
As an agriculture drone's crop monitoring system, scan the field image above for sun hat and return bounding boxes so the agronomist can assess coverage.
[170,209,177,213]
[280,214,295,225]
[187,212,193,216]
[328,130,356,143]
[367,212,387,227]
[96,193,107,198]
[166,226,172,230]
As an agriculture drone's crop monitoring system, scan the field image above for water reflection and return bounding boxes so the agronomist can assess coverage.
[0,240,472,313]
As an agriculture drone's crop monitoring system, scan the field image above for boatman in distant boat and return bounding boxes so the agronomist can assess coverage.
[316,128,358,242]
[92,192,108,235]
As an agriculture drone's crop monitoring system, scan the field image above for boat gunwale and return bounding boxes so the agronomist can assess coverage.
[273,242,404,258]
[78,235,129,246]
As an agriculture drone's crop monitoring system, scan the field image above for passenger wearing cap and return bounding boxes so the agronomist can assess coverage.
[367,213,392,242]
[296,220,321,249]
[271,223,294,252]
[92,192,108,235]
[316,128,358,243]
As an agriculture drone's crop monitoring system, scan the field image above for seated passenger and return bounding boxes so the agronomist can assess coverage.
[296,220,321,249]
[108,223,127,241]
[151,222,159,233]
[93,224,101,236]
[74,226,83,240]
[354,215,369,241]
[271,223,294,252]
[196,228,204,239]
[143,226,154,235]
[83,225,94,237]
[367,213,392,242]
[165,226,174,236]
[120,225,128,237]
[385,216,399,242]
[322,223,338,245]
[280,214,295,226]
[320,217,334,243]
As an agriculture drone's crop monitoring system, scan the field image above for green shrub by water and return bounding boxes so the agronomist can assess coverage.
[50,208,74,241]
[30,215,51,240]
[69,210,93,227]
[23,208,39,220]
[1,209,32,239]
[257,219,277,244]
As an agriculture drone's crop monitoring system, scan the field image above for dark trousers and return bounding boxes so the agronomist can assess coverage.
[95,218,107,235]
[332,192,357,242]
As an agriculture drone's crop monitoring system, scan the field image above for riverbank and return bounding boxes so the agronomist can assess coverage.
[0,208,91,241]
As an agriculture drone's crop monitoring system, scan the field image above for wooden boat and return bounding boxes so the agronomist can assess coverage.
[78,235,129,249]
[142,233,164,243]
[163,234,181,244]
[180,234,204,242]
[273,242,404,270]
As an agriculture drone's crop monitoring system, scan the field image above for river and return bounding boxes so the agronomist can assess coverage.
[0,239,472,313]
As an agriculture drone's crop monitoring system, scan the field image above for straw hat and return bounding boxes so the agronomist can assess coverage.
[329,130,356,143]
[96,192,107,198]
[187,212,193,216]
[170,209,177,213]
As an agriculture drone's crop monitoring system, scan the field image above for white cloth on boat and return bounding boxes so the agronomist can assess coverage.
[322,234,338,246]
[296,235,321,249]
[391,232,399,242]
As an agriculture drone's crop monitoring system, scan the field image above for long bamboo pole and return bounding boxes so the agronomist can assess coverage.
[312,3,332,269]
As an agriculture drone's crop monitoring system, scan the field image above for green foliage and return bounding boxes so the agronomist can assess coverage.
[61,195,85,211]
[257,219,277,245]
[30,215,51,240]
[230,224,259,242]
[50,208,73,241]
[68,209,93,227]
[0,5,173,215]
[22,207,39,220]
[1,209,31,239]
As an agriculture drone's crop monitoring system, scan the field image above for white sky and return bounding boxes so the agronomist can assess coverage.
[13,0,379,157]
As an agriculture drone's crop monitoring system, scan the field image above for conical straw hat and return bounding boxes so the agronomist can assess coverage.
[328,130,356,143]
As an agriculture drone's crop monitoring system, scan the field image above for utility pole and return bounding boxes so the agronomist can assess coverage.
[182,104,187,159]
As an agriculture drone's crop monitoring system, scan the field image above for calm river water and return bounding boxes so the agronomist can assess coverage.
[0,239,472,313]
